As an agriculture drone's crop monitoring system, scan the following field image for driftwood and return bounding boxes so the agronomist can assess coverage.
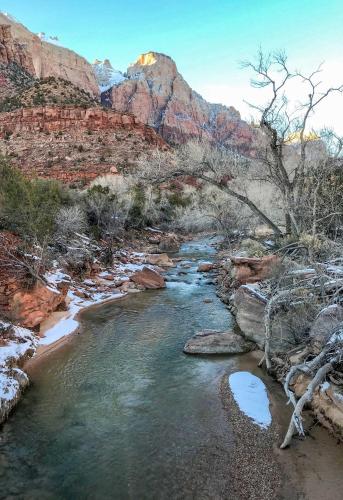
[280,337,343,448]
[258,261,343,448]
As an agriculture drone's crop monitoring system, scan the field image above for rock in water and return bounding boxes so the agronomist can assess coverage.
[131,267,165,289]
[183,330,254,354]
[144,253,175,267]
[197,263,214,272]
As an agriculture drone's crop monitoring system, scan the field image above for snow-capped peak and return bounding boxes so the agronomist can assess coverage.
[93,59,126,93]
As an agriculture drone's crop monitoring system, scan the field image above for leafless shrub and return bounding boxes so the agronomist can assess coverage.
[55,206,88,237]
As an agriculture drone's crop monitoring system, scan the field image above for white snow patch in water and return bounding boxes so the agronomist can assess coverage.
[228,371,272,429]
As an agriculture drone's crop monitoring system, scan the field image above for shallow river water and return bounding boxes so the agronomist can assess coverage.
[0,239,238,499]
[1,238,343,499]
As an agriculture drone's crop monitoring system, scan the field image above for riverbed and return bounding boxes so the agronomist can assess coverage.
[0,238,343,499]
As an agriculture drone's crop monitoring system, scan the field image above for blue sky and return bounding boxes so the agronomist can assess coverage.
[1,1,343,129]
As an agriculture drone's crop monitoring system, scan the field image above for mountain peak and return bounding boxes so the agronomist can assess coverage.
[131,52,175,68]
[93,59,126,92]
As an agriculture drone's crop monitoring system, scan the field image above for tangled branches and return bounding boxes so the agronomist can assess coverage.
[280,331,343,448]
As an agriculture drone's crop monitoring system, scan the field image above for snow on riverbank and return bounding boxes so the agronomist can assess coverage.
[0,322,37,422]
[228,371,272,429]
[40,288,126,346]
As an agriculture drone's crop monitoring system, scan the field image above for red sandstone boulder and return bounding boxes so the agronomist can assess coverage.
[230,255,279,284]
[131,267,165,289]
[9,282,67,328]
[144,253,174,267]
[197,263,214,272]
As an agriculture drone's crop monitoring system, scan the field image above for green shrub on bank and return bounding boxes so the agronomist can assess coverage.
[0,159,70,241]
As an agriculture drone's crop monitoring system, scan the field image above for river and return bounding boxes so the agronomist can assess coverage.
[1,237,343,499]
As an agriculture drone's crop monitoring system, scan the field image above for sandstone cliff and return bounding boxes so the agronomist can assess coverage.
[106,52,257,151]
[0,13,99,96]
[0,106,167,183]
[0,23,35,100]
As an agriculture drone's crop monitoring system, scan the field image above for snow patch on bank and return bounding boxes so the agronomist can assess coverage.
[228,371,272,429]
[40,288,126,346]
[0,323,37,421]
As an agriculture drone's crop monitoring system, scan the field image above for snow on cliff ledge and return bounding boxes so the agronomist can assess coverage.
[93,59,127,92]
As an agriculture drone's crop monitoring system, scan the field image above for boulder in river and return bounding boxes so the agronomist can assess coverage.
[197,263,214,272]
[131,267,166,289]
[183,329,254,354]
[144,253,175,267]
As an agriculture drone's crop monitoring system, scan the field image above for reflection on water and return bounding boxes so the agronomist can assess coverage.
[0,237,238,499]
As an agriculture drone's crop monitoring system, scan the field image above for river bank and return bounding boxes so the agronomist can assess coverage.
[220,349,343,500]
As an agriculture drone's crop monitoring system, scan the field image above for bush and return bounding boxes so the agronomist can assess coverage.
[0,159,69,241]
[55,206,87,237]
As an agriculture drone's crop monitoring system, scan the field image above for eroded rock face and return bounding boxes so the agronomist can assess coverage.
[183,329,254,354]
[0,106,167,183]
[9,282,67,328]
[0,24,35,73]
[0,23,35,101]
[230,255,279,284]
[0,13,98,96]
[233,285,296,352]
[107,51,258,150]
[131,267,165,289]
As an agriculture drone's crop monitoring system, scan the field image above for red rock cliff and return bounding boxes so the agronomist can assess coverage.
[0,24,35,74]
[107,52,258,151]
[0,13,98,96]
[0,106,167,183]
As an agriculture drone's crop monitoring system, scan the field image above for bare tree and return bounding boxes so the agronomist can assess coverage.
[242,49,343,235]
[138,52,343,238]
[138,142,284,235]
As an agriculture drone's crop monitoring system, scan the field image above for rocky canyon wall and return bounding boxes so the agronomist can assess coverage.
[0,106,167,183]
[106,52,258,152]
[0,13,98,96]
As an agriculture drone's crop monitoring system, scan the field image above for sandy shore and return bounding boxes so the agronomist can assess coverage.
[221,351,343,500]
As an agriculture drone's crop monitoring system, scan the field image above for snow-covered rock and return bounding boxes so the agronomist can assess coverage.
[93,59,126,92]
[0,322,37,423]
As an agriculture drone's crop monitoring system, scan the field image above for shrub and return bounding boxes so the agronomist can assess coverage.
[55,206,87,237]
[0,158,69,241]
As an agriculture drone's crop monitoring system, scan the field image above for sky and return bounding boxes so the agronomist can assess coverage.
[1,0,343,132]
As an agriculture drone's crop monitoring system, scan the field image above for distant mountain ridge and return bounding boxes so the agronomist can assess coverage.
[0,13,257,153]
